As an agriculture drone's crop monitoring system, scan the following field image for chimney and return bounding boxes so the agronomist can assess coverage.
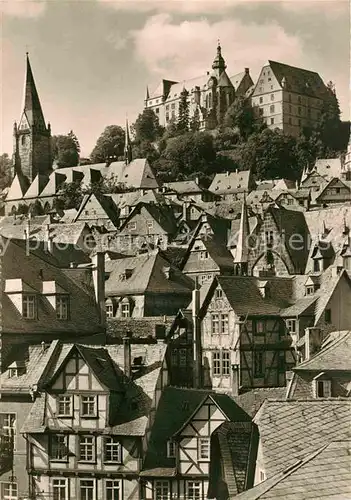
[192,279,202,388]
[245,67,249,74]
[304,327,322,361]
[92,251,106,328]
[195,176,199,185]
[155,324,166,341]
[123,332,132,378]
[231,363,239,397]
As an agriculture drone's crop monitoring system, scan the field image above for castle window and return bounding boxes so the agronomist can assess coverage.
[270,94,274,101]
[270,105,275,113]
[313,378,331,398]
[121,300,130,318]
[215,288,223,299]
[199,251,208,260]
[155,481,170,500]
[259,108,264,116]
[259,97,263,104]
[155,108,159,114]
[270,118,274,125]
[52,480,67,500]
[106,480,121,500]
[57,396,72,416]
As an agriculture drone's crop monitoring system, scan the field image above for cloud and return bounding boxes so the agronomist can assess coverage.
[0,0,47,17]
[131,14,303,83]
[98,0,347,15]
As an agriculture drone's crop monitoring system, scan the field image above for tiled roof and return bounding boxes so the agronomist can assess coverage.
[209,170,252,194]
[254,399,351,477]
[21,394,47,433]
[294,330,351,372]
[233,440,351,499]
[105,251,194,296]
[313,158,343,179]
[279,296,317,317]
[233,388,287,418]
[163,180,204,194]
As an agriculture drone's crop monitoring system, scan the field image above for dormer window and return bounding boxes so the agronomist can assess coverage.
[23,294,36,319]
[305,285,314,296]
[199,251,208,260]
[121,298,130,318]
[313,375,331,398]
[8,362,26,378]
[215,288,223,299]
[286,319,296,334]
[106,300,114,318]
[167,440,176,458]
[56,295,69,320]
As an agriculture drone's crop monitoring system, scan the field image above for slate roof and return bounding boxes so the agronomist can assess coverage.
[105,251,194,296]
[233,388,287,418]
[118,202,179,237]
[233,440,351,500]
[254,399,351,477]
[75,193,119,228]
[267,60,328,99]
[163,180,204,194]
[294,330,351,372]
[141,387,251,476]
[209,170,252,195]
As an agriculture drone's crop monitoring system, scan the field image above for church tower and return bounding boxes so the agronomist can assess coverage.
[212,42,227,78]
[13,53,52,185]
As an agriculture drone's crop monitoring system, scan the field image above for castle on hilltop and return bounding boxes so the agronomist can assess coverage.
[144,43,254,130]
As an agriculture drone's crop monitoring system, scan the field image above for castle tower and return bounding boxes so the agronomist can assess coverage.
[212,42,227,78]
[13,53,52,184]
[124,118,132,165]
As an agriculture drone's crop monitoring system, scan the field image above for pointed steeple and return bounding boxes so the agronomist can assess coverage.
[212,40,226,76]
[145,85,150,101]
[124,118,132,165]
[234,195,250,275]
[21,53,46,130]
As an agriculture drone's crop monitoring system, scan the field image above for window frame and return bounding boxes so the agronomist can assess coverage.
[167,439,176,458]
[254,351,264,378]
[154,480,170,500]
[52,478,67,500]
[49,434,68,462]
[106,479,121,500]
[199,250,209,260]
[212,350,230,377]
[198,437,210,461]
[0,482,18,500]
[79,435,96,463]
[22,294,37,319]
[106,303,114,318]
[56,294,69,320]
[0,413,16,451]
[121,302,130,318]
[104,437,122,464]
[57,395,73,417]
[186,480,202,500]
[286,319,297,334]
[80,395,97,418]
[80,479,95,500]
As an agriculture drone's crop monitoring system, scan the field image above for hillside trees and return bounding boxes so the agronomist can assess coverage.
[90,125,125,163]
[51,131,80,168]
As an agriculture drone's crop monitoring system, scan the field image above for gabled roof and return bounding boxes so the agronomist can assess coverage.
[163,180,204,194]
[313,158,343,179]
[233,388,287,418]
[118,202,179,236]
[254,399,351,477]
[105,251,194,296]
[267,60,328,99]
[23,174,49,199]
[75,192,119,227]
[294,330,351,372]
[209,170,252,194]
[315,176,351,202]
[233,440,351,500]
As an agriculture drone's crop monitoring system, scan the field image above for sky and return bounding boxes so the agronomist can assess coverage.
[1,0,350,157]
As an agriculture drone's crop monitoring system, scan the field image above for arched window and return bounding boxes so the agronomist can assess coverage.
[21,135,26,146]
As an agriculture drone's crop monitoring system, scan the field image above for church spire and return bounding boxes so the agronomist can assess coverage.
[124,118,132,165]
[234,195,250,275]
[21,53,46,129]
[145,85,150,101]
[212,40,227,75]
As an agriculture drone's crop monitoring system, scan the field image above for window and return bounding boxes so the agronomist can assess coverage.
[254,352,264,377]
[56,295,69,320]
[259,108,264,116]
[80,480,95,500]
[106,480,121,500]
[314,379,331,398]
[1,483,18,500]
[199,251,208,260]
[79,436,95,462]
[57,396,72,416]
[270,118,274,125]
[313,258,321,272]
[286,319,296,334]
[50,435,68,461]
[106,303,113,318]
[324,309,332,323]
[259,97,263,104]
[211,313,228,334]
[305,285,314,296]
[167,440,175,458]
[81,396,97,417]
[0,413,16,450]
[255,320,265,334]
[259,471,266,482]
[121,302,130,318]
[155,108,159,114]
[22,294,36,319]
[270,94,274,101]
[128,221,136,230]
[265,230,274,246]
[270,104,275,113]
[104,437,122,463]
[215,288,223,299]
[147,220,154,230]
[212,350,230,376]
[298,106,301,115]
[155,480,170,500]
[186,481,201,500]
[198,437,210,460]
[52,479,67,500]
[171,103,175,109]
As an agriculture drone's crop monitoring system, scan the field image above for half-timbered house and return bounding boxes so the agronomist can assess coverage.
[22,340,168,500]
[140,386,255,500]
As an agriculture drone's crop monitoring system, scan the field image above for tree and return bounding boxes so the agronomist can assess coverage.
[133,109,164,144]
[0,153,12,190]
[231,128,303,180]
[56,181,83,210]
[51,132,80,168]
[90,125,125,163]
[177,88,190,134]
[224,97,265,141]
[190,107,201,133]
[132,140,160,163]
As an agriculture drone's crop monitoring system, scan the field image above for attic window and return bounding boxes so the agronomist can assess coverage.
[23,294,37,319]
[199,251,208,260]
[8,363,26,378]
[305,285,315,296]
[313,377,331,398]
[215,289,223,299]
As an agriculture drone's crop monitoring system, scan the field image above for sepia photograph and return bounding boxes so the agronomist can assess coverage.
[0,0,350,498]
